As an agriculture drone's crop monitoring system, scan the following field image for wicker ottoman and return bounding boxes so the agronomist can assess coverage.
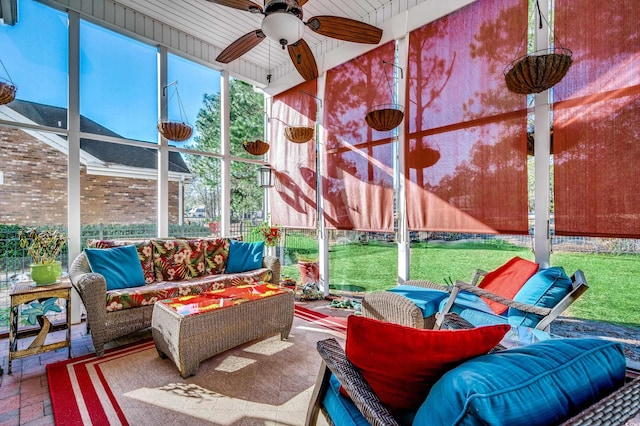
[151,283,294,378]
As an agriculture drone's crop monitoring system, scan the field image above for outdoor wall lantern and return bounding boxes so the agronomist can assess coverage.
[259,165,275,188]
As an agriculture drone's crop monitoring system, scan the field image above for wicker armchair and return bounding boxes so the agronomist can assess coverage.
[361,279,448,329]
[306,337,640,426]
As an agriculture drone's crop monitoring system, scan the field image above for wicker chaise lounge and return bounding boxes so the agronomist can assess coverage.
[363,265,586,333]
[362,256,541,329]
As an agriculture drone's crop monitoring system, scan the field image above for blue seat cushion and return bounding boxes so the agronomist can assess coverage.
[413,338,627,426]
[509,266,573,327]
[388,285,449,318]
[322,374,370,426]
[438,291,496,317]
[459,308,508,327]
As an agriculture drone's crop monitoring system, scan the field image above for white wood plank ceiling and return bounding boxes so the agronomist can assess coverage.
[50,0,474,94]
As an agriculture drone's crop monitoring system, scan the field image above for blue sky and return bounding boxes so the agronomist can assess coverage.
[0,0,220,143]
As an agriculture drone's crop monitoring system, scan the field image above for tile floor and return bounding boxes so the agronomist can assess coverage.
[0,322,97,426]
[0,299,349,426]
[1,302,639,425]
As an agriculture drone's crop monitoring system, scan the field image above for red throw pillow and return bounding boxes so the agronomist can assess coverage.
[477,256,539,314]
[345,316,510,413]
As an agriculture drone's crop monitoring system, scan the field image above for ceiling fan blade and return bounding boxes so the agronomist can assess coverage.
[206,0,263,13]
[288,39,318,81]
[298,0,309,6]
[216,30,266,63]
[307,16,383,44]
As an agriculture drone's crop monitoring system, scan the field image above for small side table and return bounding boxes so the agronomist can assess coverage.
[8,278,72,374]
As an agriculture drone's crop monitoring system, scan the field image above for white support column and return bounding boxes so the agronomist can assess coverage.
[67,10,82,324]
[157,46,169,237]
[396,36,410,284]
[220,72,231,236]
[316,74,330,296]
[178,177,184,226]
[533,0,552,268]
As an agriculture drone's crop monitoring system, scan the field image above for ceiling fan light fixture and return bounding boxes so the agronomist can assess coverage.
[261,12,305,48]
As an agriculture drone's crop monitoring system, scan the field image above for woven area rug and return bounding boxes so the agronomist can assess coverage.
[47,305,347,426]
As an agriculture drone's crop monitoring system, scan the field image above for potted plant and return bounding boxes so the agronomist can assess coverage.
[18,227,67,285]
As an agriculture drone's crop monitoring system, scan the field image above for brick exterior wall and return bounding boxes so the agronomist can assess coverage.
[0,126,181,226]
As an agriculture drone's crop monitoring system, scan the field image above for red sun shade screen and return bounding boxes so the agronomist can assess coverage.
[553,0,640,238]
[322,41,396,231]
[405,0,529,234]
[269,79,318,229]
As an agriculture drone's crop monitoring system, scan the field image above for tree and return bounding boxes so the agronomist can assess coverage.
[186,79,265,220]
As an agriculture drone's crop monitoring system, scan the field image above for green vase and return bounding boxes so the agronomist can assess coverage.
[30,261,62,285]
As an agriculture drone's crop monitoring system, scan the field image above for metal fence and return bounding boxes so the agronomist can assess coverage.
[2,225,638,331]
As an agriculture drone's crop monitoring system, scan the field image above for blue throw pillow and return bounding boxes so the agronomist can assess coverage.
[508,266,573,327]
[225,240,264,273]
[84,245,146,291]
[414,338,626,426]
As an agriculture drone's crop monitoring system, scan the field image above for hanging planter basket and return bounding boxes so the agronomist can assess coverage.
[158,81,193,142]
[0,79,16,105]
[285,126,314,144]
[504,48,573,95]
[157,120,193,142]
[365,104,404,132]
[243,139,270,155]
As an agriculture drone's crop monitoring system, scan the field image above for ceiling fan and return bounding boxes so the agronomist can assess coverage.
[209,0,384,81]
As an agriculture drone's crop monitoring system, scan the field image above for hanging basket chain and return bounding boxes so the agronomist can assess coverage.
[534,0,568,50]
[0,58,15,85]
[161,81,190,125]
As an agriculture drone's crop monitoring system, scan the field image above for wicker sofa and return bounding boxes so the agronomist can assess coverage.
[69,237,280,356]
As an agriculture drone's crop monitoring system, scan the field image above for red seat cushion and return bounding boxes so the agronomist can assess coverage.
[477,256,539,314]
[345,316,509,414]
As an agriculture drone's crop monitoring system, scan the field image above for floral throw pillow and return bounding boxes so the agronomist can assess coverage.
[202,238,230,275]
[152,239,202,281]
[86,239,155,284]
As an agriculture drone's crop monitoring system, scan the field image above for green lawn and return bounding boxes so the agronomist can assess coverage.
[282,240,640,328]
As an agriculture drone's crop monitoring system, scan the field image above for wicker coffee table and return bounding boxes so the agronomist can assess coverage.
[151,282,294,378]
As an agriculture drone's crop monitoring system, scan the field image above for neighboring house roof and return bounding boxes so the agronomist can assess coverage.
[6,99,191,174]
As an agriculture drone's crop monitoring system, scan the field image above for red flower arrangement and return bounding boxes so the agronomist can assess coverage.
[259,224,281,247]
